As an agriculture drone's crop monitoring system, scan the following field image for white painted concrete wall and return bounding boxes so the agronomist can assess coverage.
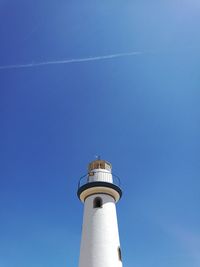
[88,169,113,183]
[78,193,123,267]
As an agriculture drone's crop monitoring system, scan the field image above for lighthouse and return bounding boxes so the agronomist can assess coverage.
[77,159,123,267]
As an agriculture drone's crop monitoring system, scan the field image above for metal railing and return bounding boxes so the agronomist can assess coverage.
[78,171,121,189]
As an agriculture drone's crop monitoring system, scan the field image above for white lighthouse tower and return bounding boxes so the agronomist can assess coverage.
[77,159,123,267]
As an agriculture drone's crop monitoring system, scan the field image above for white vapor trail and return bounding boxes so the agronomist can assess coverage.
[0,51,142,70]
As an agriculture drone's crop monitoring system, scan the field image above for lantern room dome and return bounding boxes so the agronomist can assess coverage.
[88,159,112,172]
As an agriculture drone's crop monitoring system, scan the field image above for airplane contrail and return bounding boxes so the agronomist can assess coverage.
[0,51,142,70]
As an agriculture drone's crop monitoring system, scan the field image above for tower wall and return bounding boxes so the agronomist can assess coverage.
[78,193,122,267]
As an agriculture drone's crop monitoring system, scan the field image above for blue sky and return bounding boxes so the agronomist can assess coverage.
[0,0,200,267]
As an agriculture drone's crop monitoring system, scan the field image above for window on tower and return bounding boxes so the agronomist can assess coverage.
[118,247,122,261]
[93,197,103,208]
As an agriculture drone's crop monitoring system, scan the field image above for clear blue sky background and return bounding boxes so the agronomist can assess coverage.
[0,0,200,267]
